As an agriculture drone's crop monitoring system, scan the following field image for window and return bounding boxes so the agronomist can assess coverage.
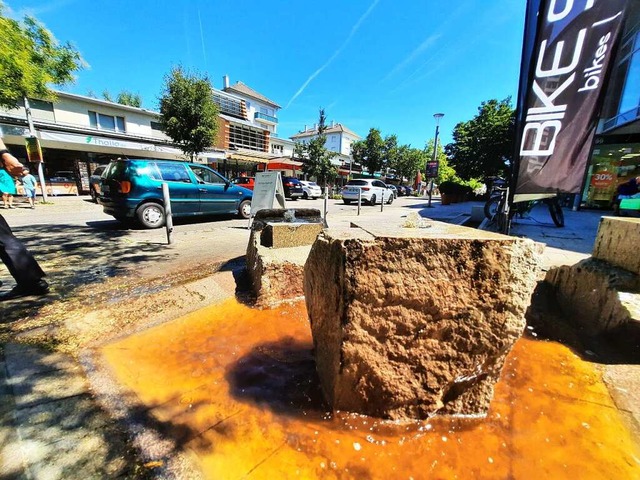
[189,166,226,184]
[89,111,126,132]
[150,121,163,131]
[157,163,192,183]
[260,106,274,116]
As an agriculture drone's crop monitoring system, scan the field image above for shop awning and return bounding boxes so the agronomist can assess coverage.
[227,149,273,164]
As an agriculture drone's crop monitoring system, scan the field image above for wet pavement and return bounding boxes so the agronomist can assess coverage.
[102,298,639,479]
[0,195,638,479]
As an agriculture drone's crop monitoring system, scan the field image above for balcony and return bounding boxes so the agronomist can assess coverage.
[254,112,278,125]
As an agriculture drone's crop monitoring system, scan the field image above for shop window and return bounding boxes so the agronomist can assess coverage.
[89,111,126,132]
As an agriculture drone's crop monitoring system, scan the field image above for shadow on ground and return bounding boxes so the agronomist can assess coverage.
[526,281,640,366]
[0,221,172,327]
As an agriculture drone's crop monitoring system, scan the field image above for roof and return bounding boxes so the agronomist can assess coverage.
[54,90,160,116]
[290,123,360,140]
[223,82,281,109]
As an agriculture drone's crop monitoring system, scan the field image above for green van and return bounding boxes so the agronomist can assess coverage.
[99,159,253,228]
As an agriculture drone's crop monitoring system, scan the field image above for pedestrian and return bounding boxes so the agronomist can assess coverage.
[0,159,16,209]
[21,168,37,209]
[0,139,49,299]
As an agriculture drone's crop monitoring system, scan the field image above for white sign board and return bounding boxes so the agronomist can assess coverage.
[251,171,286,217]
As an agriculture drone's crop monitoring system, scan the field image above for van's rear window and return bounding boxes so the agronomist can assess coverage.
[106,161,128,180]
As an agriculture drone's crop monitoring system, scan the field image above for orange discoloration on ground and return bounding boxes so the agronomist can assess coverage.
[102,299,640,479]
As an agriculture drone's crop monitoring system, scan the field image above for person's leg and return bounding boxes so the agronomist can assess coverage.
[2,193,7,208]
[8,194,14,208]
[0,214,48,295]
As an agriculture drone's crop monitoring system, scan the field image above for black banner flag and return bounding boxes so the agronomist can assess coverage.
[514,0,627,197]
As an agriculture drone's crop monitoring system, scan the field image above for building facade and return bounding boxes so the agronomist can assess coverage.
[583,3,640,208]
[0,76,288,193]
[290,122,361,181]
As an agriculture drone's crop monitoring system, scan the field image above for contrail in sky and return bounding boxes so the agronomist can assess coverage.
[285,0,381,109]
[198,7,208,70]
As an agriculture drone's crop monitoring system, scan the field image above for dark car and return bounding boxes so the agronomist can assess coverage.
[89,165,107,202]
[398,185,414,196]
[99,159,253,228]
[282,176,304,200]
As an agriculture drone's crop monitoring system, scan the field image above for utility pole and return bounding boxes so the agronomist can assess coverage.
[426,113,444,208]
[24,97,48,202]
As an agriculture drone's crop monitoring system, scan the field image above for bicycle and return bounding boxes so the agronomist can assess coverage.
[484,188,565,228]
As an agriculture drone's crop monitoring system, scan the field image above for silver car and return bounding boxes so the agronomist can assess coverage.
[300,180,322,199]
[341,179,394,205]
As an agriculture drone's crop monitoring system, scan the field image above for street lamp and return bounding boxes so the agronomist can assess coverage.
[426,113,444,208]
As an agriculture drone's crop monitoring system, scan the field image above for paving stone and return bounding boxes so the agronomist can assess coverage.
[4,343,80,378]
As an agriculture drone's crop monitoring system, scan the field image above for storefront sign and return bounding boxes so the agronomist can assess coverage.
[426,160,439,178]
[514,0,627,197]
[590,171,614,188]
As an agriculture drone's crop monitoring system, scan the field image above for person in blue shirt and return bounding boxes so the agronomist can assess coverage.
[21,168,37,209]
[0,138,48,299]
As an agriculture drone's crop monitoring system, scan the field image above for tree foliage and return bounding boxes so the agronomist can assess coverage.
[394,145,425,185]
[444,97,515,180]
[116,90,142,107]
[0,2,84,109]
[297,108,337,188]
[351,128,385,174]
[159,67,219,160]
[424,138,456,184]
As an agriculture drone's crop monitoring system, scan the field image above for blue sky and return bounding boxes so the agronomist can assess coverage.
[5,0,525,147]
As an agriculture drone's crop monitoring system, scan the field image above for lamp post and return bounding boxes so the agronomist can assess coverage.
[426,113,444,208]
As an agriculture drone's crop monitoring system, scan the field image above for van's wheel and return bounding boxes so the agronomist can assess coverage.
[303,191,309,199]
[369,194,376,206]
[90,187,97,203]
[238,199,251,219]
[136,202,165,228]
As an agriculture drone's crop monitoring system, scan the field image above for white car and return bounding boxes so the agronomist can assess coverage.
[300,180,322,199]
[341,179,394,205]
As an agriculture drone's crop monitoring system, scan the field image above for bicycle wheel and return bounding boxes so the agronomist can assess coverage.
[484,196,501,220]
[548,200,565,227]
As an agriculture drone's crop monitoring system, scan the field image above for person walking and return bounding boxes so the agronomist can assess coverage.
[0,161,16,209]
[21,168,37,209]
[0,139,49,299]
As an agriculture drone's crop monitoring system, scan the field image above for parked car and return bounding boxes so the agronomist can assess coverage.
[386,184,399,199]
[48,170,76,183]
[99,159,253,228]
[231,176,255,191]
[89,165,107,202]
[300,180,322,199]
[341,179,394,205]
[282,176,304,200]
[397,185,414,196]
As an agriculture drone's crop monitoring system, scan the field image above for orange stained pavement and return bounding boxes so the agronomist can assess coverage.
[101,298,640,480]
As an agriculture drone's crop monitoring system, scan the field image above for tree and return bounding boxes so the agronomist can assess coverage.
[101,89,142,107]
[0,4,84,109]
[424,139,456,184]
[159,67,219,161]
[298,108,337,189]
[116,90,142,107]
[0,3,84,202]
[393,145,425,185]
[444,97,515,180]
[351,128,385,175]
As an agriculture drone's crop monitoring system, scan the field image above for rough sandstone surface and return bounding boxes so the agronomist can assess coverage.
[246,209,323,307]
[304,223,542,420]
[545,217,640,336]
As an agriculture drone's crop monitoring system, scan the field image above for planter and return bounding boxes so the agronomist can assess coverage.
[441,193,452,205]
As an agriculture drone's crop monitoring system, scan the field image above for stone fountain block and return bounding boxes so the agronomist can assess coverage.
[304,222,542,420]
[247,209,323,307]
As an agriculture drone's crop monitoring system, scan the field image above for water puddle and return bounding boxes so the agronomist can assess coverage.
[102,299,640,479]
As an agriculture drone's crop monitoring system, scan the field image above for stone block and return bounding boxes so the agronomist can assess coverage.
[261,222,324,249]
[545,258,640,335]
[304,223,542,420]
[247,208,323,307]
[592,217,640,275]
